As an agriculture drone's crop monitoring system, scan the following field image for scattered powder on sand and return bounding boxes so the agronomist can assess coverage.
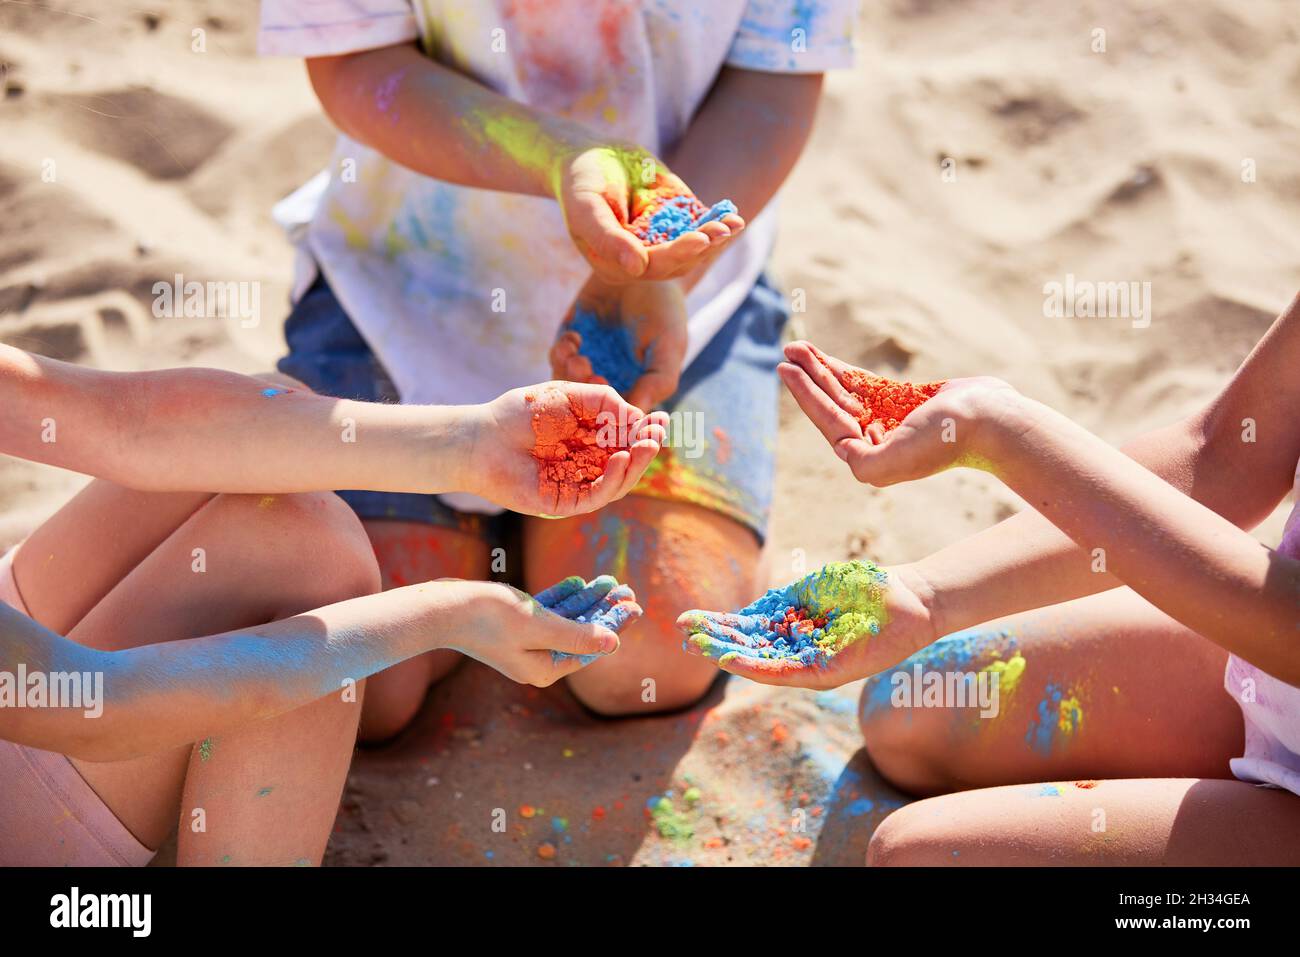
[810,345,945,434]
[527,387,616,500]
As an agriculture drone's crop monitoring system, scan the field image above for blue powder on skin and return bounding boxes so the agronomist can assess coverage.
[570,308,645,395]
[539,576,638,667]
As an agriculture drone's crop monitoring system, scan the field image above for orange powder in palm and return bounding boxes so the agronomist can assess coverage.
[527,389,613,498]
[811,346,945,433]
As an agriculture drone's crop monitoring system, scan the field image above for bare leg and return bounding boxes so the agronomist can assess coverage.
[13,483,380,860]
[524,496,761,715]
[355,519,489,742]
[859,588,1243,796]
[867,778,1300,865]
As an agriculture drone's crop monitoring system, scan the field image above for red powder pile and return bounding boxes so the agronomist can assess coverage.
[772,607,829,639]
[813,347,945,434]
[527,389,614,498]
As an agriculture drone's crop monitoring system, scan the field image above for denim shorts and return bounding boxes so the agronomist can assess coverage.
[278,273,790,542]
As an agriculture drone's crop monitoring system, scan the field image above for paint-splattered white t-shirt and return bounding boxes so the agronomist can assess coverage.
[260,0,856,413]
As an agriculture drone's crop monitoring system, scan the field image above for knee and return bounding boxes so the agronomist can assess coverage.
[859,674,959,798]
[211,491,380,604]
[865,803,947,867]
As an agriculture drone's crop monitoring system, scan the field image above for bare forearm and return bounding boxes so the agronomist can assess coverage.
[0,346,473,495]
[308,44,598,196]
[668,68,822,290]
[0,583,467,761]
[978,397,1298,681]
[914,296,1300,638]
[914,417,1206,634]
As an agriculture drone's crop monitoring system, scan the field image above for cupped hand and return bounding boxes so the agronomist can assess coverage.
[469,381,669,517]
[675,563,935,691]
[446,577,639,687]
[556,146,744,282]
[549,275,687,410]
[779,340,1020,486]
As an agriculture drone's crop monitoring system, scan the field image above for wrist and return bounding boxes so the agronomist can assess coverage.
[959,386,1037,473]
[892,562,940,649]
[439,403,490,495]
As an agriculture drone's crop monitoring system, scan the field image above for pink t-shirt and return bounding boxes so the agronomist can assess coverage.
[1222,462,1300,796]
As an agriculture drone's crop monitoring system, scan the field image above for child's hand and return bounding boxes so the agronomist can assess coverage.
[556,146,743,282]
[446,577,640,686]
[779,341,1021,486]
[675,562,935,690]
[549,275,687,409]
[468,381,669,516]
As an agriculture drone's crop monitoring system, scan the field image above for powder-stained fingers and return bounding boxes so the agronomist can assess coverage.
[713,651,817,687]
[549,574,618,619]
[784,343,870,427]
[590,598,642,633]
[682,632,766,661]
[534,575,587,610]
[777,361,862,442]
[676,610,765,647]
[537,618,620,659]
[580,584,642,629]
[640,231,712,280]
[570,190,649,280]
[585,450,631,509]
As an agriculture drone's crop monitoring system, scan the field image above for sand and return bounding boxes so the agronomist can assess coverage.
[2,1,1298,866]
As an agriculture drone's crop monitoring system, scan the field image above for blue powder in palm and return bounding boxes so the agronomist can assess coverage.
[637,198,739,244]
[570,308,645,395]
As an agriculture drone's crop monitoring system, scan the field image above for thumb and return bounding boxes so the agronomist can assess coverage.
[534,614,621,657]
[572,193,648,278]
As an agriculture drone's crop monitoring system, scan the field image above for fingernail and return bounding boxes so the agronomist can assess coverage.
[600,632,620,654]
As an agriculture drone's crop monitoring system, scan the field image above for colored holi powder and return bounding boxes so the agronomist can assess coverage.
[260,387,286,398]
[537,842,557,860]
[1036,784,1062,797]
[1074,780,1099,789]
[374,68,406,123]
[712,426,732,465]
[569,308,644,395]
[843,797,875,817]
[538,575,640,666]
[256,787,273,798]
[861,627,1021,722]
[982,652,1026,697]
[198,737,215,762]
[686,561,890,667]
[1026,682,1085,753]
[811,345,945,434]
[527,387,616,501]
[625,172,737,245]
[647,794,694,842]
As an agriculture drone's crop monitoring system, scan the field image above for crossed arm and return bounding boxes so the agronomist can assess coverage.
[681,294,1300,687]
[913,297,1300,639]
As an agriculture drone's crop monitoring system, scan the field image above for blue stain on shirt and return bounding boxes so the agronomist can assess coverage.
[570,308,644,395]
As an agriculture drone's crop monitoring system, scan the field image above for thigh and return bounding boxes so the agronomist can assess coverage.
[523,495,762,714]
[869,777,1300,865]
[15,480,213,636]
[860,588,1243,795]
[62,492,377,851]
